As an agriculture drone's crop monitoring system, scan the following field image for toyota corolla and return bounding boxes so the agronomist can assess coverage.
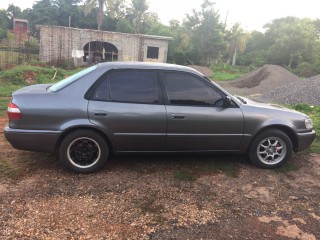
[4,62,316,173]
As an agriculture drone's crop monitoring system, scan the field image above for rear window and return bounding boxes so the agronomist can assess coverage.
[48,65,97,92]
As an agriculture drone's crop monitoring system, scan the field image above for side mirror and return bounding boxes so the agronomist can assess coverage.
[223,96,232,108]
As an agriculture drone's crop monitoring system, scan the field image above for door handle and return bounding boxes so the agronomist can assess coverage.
[171,114,185,119]
[93,110,107,116]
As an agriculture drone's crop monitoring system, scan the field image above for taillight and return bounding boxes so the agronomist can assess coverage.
[7,102,22,120]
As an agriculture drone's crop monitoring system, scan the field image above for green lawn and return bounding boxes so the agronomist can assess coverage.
[210,64,250,81]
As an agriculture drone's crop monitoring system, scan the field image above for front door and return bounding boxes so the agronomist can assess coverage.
[161,71,244,151]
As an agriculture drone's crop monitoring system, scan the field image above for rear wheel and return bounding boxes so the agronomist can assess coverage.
[249,129,292,168]
[60,130,108,173]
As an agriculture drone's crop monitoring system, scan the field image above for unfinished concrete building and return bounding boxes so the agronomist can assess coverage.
[38,25,172,66]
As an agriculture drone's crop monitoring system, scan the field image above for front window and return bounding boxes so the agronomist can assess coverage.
[163,72,223,106]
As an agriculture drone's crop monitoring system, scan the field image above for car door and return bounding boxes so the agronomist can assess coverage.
[88,69,166,152]
[160,71,244,151]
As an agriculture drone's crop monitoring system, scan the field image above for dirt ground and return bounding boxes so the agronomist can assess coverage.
[0,118,319,239]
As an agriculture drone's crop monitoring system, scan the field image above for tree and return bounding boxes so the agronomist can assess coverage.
[264,17,319,68]
[52,0,82,27]
[129,0,149,33]
[184,0,226,65]
[6,4,22,28]
[83,0,106,30]
[23,0,57,37]
[236,31,268,67]
[0,10,9,40]
[228,23,248,66]
[83,0,116,30]
[312,19,320,41]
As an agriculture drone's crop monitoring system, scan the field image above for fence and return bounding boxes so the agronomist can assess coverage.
[0,33,39,69]
[0,46,39,69]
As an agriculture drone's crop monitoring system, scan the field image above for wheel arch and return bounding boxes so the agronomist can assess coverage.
[55,126,115,153]
[248,125,298,152]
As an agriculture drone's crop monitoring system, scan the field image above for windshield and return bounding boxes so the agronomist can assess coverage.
[48,65,97,92]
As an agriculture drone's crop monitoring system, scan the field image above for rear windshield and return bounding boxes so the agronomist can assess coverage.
[48,65,97,92]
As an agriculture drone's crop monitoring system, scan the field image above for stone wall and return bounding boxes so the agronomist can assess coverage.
[38,25,172,66]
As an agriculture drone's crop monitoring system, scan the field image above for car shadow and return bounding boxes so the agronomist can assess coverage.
[104,153,252,177]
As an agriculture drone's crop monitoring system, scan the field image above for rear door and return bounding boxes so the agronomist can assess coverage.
[160,71,244,151]
[88,69,166,152]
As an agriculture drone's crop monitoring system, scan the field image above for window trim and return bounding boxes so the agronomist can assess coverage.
[86,69,164,105]
[159,70,229,107]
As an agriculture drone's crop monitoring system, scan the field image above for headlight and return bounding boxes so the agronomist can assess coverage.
[305,118,313,129]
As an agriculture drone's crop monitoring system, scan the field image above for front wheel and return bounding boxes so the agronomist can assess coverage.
[59,130,109,173]
[249,129,293,168]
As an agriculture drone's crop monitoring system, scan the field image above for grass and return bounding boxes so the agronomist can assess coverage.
[133,195,166,224]
[290,104,320,153]
[274,162,300,174]
[210,64,250,81]
[0,152,56,181]
[173,157,240,181]
[173,170,196,181]
[0,160,25,180]
[0,64,82,97]
[0,97,9,116]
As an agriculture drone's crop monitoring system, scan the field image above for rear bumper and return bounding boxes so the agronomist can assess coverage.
[4,125,61,153]
[296,130,316,152]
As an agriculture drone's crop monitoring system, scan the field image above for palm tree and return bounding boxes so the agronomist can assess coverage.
[130,0,149,34]
[83,0,114,30]
[228,23,248,66]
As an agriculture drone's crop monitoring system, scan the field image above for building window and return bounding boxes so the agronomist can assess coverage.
[147,46,159,59]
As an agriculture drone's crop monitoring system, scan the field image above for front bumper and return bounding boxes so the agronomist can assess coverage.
[4,125,61,153]
[296,130,316,152]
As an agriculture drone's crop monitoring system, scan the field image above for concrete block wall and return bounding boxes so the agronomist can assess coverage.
[38,26,172,66]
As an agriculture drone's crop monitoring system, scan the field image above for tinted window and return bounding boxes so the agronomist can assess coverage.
[107,71,158,104]
[93,78,109,101]
[163,72,222,106]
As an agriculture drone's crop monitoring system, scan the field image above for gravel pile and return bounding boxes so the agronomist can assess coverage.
[219,65,320,105]
[260,75,320,105]
[219,65,300,98]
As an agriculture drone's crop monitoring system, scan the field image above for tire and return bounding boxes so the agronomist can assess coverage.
[249,129,293,168]
[59,130,109,173]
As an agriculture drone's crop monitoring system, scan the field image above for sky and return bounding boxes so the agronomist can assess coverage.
[0,0,320,32]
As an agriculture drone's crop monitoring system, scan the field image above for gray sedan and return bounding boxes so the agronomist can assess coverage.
[4,62,316,173]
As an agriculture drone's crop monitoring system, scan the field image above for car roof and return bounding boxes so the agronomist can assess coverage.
[96,62,204,76]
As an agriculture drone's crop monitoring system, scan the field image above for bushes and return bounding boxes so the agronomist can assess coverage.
[292,62,320,78]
